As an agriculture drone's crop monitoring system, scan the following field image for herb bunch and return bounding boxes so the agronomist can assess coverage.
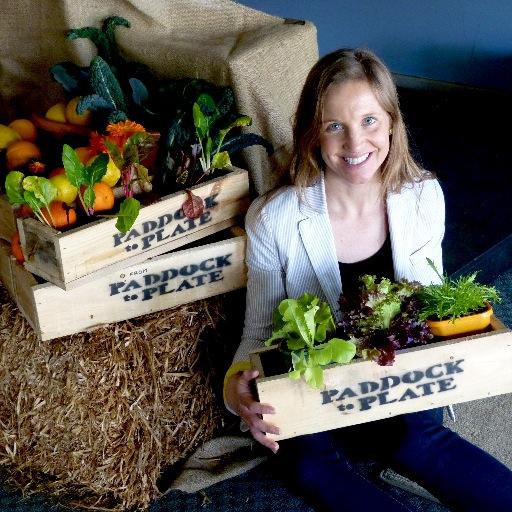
[338,275,432,366]
[417,258,500,322]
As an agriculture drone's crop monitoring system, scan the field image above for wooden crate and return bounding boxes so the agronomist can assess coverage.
[0,231,247,341]
[0,194,17,242]
[250,319,512,441]
[15,167,249,290]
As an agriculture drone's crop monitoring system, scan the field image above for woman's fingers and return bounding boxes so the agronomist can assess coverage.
[243,399,275,416]
[239,402,280,452]
[251,428,280,453]
[226,369,281,452]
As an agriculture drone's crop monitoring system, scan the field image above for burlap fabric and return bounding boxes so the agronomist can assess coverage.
[0,0,319,194]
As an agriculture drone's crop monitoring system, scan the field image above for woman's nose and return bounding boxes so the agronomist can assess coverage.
[343,128,363,151]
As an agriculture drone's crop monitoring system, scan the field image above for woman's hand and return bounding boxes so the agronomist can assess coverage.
[225,369,280,453]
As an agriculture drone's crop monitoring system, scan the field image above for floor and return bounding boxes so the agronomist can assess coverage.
[1,83,511,511]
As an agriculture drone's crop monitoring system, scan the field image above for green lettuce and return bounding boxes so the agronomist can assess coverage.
[265,293,356,389]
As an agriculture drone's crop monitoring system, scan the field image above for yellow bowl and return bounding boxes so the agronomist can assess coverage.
[426,303,493,338]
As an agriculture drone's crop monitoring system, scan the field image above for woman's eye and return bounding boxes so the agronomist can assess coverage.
[327,122,342,132]
[363,116,376,126]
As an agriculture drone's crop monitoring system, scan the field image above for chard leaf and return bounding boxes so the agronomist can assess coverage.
[84,152,108,186]
[5,171,25,205]
[304,366,324,389]
[62,144,85,187]
[104,140,124,170]
[124,132,154,163]
[193,102,208,139]
[196,93,217,117]
[123,139,139,165]
[206,137,213,161]
[22,176,56,205]
[23,190,43,212]
[182,190,204,219]
[211,151,231,170]
[133,163,150,185]
[226,115,252,130]
[328,338,357,364]
[116,198,140,233]
[83,185,95,209]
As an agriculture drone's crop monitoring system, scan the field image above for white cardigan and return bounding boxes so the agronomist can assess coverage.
[233,174,445,364]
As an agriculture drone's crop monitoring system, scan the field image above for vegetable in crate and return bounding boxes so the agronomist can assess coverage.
[338,275,432,366]
[62,120,156,233]
[5,172,58,228]
[50,15,273,195]
[418,258,501,322]
[160,88,274,192]
[265,293,356,389]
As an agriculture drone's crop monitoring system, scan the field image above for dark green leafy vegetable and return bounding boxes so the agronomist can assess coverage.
[67,15,130,66]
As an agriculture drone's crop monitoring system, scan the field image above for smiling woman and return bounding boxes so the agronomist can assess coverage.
[223,47,512,512]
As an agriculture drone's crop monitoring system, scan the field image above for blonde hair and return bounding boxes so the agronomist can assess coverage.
[289,48,429,196]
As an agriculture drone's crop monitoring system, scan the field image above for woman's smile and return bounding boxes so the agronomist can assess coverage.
[342,152,371,166]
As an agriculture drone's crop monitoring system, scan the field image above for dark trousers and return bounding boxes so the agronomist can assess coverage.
[276,409,512,512]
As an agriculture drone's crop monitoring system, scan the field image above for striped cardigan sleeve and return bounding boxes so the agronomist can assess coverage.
[231,196,287,364]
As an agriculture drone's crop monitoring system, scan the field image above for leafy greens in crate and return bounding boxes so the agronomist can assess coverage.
[50,15,273,195]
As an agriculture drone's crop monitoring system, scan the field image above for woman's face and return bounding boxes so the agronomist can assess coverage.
[319,79,391,186]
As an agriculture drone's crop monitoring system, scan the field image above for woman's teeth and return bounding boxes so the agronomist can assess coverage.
[343,153,370,165]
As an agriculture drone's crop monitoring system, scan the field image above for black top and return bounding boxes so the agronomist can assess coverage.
[338,235,395,300]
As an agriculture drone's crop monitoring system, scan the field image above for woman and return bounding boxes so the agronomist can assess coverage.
[225,48,512,511]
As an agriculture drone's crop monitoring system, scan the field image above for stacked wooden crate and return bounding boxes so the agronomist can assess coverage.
[0,167,249,341]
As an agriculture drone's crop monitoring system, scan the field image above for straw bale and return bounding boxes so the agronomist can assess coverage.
[0,283,241,510]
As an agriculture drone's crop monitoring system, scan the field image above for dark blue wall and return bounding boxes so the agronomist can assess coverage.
[239,0,512,90]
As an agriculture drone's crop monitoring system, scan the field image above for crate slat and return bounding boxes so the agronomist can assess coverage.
[0,195,17,242]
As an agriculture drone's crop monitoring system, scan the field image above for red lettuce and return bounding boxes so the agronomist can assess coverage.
[338,276,433,366]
